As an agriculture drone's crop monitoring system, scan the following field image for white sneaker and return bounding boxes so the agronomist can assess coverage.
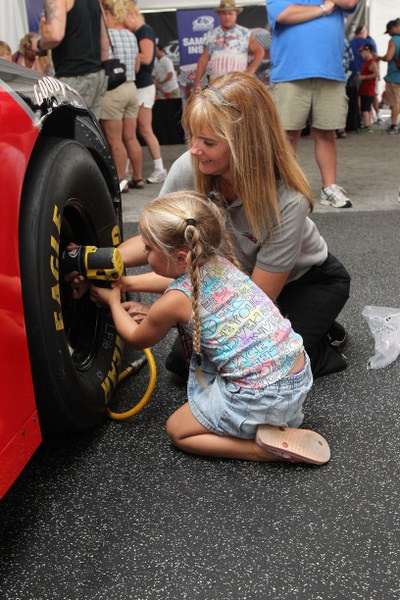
[387,124,399,135]
[146,168,167,184]
[320,184,352,209]
[119,178,128,193]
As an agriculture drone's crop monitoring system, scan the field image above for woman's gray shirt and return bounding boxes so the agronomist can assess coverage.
[160,151,328,283]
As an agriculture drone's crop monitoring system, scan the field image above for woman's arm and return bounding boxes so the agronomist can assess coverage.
[135,52,140,73]
[138,38,155,65]
[251,267,290,302]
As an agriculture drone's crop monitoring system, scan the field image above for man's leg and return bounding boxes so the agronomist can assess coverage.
[312,127,337,188]
[285,129,303,154]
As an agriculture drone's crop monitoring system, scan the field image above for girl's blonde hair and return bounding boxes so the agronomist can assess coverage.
[125,2,142,19]
[182,71,313,240]
[139,190,241,365]
[0,41,11,58]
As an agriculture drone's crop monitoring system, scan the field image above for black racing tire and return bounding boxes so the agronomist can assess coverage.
[19,137,123,434]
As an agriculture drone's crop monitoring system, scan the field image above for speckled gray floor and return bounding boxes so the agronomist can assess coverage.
[1,212,400,598]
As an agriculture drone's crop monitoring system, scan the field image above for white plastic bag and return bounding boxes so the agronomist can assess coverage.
[362,306,400,369]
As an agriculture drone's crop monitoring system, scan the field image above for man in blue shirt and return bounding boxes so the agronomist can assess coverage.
[266,0,357,209]
[349,24,377,81]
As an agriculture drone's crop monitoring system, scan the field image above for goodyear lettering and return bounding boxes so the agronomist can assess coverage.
[111,225,121,246]
[33,75,74,106]
[53,205,62,233]
[50,236,59,279]
[50,205,64,331]
[101,336,124,401]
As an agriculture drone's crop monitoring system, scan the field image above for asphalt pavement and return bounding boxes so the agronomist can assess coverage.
[1,123,399,600]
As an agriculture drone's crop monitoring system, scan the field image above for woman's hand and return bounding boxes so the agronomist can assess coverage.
[64,272,90,299]
[63,242,90,299]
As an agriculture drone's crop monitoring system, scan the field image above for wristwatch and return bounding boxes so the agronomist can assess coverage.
[36,35,46,56]
[320,3,327,16]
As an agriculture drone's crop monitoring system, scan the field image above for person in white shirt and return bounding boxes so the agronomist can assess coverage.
[153,44,180,99]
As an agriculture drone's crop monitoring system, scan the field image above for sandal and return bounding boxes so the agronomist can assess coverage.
[128,179,145,189]
[336,130,347,139]
[256,425,331,465]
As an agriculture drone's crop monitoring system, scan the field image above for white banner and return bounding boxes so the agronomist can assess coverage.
[0,0,29,54]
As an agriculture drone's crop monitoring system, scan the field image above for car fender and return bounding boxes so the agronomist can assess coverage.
[0,62,120,498]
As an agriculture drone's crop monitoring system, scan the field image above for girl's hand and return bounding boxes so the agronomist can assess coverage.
[90,283,121,307]
[121,301,150,323]
[63,243,90,299]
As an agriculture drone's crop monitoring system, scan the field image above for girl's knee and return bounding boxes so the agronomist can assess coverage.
[165,412,180,445]
[165,403,202,447]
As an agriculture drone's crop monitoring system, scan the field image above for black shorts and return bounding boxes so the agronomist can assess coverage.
[360,94,374,112]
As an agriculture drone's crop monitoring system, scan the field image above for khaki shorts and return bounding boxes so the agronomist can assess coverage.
[61,70,107,120]
[384,81,400,107]
[100,81,139,120]
[270,79,348,131]
[137,84,156,109]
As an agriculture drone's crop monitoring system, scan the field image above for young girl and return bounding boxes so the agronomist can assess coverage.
[90,191,330,465]
[0,41,12,62]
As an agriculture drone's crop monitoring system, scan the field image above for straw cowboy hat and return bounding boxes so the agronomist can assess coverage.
[214,1,243,13]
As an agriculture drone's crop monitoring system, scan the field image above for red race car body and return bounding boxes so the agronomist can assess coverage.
[0,62,123,498]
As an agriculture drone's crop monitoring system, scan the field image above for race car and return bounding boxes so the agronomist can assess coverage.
[0,61,123,498]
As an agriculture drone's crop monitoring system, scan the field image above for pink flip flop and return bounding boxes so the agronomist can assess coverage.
[256,425,331,465]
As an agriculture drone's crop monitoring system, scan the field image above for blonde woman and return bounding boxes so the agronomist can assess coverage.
[91,191,330,465]
[124,2,167,184]
[100,0,142,191]
[118,72,351,380]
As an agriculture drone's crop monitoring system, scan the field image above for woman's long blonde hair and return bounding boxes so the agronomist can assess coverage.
[125,2,144,20]
[101,0,130,24]
[182,72,313,240]
[139,191,241,366]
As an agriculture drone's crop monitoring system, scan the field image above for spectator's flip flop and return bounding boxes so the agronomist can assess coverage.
[256,425,331,465]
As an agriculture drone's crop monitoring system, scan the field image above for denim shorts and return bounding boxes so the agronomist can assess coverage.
[187,353,313,440]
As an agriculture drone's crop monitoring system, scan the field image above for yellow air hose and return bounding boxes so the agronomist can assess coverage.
[107,347,157,421]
